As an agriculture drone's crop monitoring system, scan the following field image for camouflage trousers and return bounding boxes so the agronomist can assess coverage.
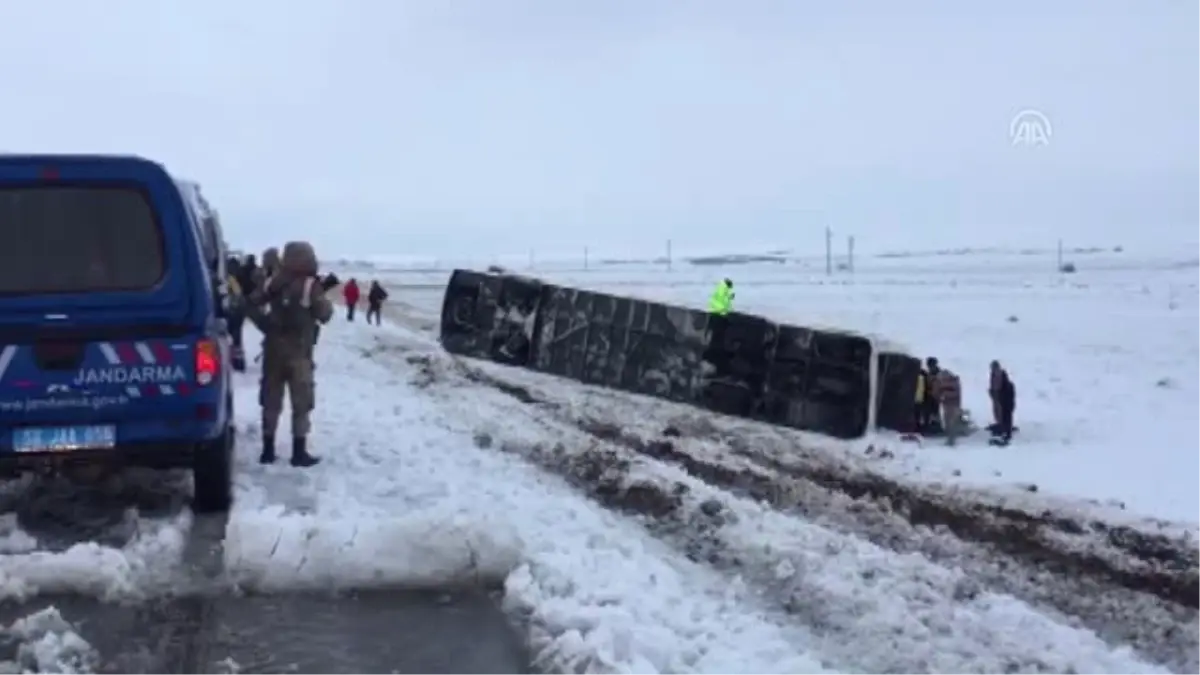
[260,356,316,437]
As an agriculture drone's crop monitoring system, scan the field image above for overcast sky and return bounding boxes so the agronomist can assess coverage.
[0,0,1195,259]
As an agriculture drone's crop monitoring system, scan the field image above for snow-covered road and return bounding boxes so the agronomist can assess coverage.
[0,317,828,673]
[228,319,831,673]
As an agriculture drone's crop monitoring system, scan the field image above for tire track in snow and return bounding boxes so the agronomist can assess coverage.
[380,293,1198,673]
[234,321,830,674]
[371,337,1164,674]
[372,289,1196,671]
[454,356,1197,674]
[379,287,1197,601]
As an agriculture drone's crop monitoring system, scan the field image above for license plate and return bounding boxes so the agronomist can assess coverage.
[12,425,116,453]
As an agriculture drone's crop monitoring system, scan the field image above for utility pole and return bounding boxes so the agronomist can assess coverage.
[1056,238,1064,271]
[584,245,589,271]
[847,235,856,273]
[666,239,673,271]
[825,226,833,276]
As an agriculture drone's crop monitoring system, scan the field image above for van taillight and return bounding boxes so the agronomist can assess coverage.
[196,339,219,385]
[40,166,59,180]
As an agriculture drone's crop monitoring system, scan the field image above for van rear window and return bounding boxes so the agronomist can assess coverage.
[0,185,165,295]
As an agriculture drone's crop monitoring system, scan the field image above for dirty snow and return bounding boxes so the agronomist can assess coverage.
[0,245,1185,673]
[0,607,96,674]
[365,320,1168,673]
[227,323,830,673]
[0,512,189,604]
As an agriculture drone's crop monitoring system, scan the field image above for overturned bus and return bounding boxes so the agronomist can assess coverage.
[439,268,923,440]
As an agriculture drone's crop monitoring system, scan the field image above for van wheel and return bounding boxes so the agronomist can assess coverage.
[193,425,233,514]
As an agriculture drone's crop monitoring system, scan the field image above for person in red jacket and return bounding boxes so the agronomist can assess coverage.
[342,278,361,322]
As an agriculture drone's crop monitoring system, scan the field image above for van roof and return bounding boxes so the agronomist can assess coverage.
[0,154,176,185]
[0,153,166,167]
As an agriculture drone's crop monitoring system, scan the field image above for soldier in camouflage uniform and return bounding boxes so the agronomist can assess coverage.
[249,246,282,366]
[244,241,333,466]
[253,246,280,294]
[928,357,964,446]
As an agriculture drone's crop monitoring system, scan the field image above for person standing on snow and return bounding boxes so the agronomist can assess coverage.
[708,278,734,316]
[342,278,361,322]
[237,254,259,299]
[704,278,735,367]
[988,360,1016,445]
[921,356,944,435]
[248,246,284,366]
[253,246,281,294]
[366,280,388,325]
[928,357,963,446]
[244,240,333,467]
[913,365,929,433]
[225,256,247,372]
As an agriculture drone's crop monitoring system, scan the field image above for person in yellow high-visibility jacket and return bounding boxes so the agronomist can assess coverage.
[708,278,734,315]
[706,279,735,365]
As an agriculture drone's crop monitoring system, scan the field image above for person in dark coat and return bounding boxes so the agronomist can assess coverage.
[366,281,389,325]
[236,254,259,298]
[989,360,1017,444]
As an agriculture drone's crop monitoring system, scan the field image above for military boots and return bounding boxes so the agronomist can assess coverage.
[260,434,276,464]
[291,436,321,467]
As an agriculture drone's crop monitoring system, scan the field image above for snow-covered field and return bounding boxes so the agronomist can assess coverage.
[0,246,1190,673]
[338,247,1200,530]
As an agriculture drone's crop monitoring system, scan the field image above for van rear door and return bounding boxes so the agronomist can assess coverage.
[0,156,204,429]
[0,156,193,330]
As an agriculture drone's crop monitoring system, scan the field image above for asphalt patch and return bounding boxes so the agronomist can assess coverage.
[0,470,190,552]
[0,589,532,674]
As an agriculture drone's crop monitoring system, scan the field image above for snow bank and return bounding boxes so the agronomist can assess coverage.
[225,507,521,592]
[0,607,96,674]
[0,513,188,603]
[503,542,823,674]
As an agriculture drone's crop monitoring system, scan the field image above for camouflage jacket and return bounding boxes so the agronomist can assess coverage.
[245,273,333,361]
